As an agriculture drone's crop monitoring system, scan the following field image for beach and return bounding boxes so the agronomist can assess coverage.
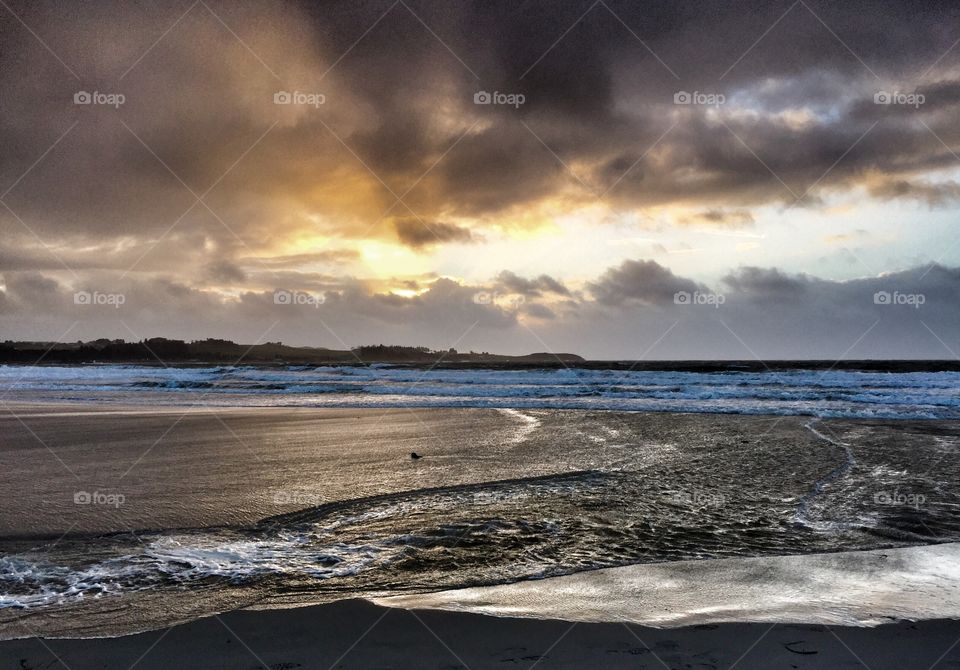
[1,366,959,666]
[8,537,960,668]
[4,0,959,662]
[4,597,960,669]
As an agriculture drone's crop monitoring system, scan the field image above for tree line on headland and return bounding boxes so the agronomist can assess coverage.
[0,338,586,366]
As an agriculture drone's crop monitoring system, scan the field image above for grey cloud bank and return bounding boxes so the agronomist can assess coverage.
[3,261,958,360]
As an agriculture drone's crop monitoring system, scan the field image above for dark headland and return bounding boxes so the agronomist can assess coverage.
[3,338,960,372]
[0,338,584,366]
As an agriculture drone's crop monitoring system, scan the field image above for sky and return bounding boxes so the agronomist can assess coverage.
[0,0,959,359]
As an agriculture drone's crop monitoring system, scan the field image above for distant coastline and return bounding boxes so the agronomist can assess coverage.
[0,338,585,366]
[4,338,960,371]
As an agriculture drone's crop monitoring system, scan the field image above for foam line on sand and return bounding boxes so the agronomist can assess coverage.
[375,542,960,627]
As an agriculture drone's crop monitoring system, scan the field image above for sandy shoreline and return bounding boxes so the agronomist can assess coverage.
[3,401,959,667]
[3,597,960,669]
[0,403,818,536]
[376,542,960,627]
[4,543,960,668]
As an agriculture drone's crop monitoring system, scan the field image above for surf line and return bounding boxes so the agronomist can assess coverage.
[793,419,857,528]
[495,408,541,444]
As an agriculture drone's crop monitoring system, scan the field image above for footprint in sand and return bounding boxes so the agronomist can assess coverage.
[784,640,819,655]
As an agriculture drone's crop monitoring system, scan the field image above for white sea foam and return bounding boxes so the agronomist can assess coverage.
[0,534,396,608]
[3,365,959,418]
[375,543,960,627]
[495,408,541,444]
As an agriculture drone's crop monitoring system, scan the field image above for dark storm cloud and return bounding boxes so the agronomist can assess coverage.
[204,260,247,283]
[735,262,960,318]
[1,0,960,358]
[431,125,567,217]
[414,0,960,212]
[868,178,960,207]
[4,0,960,259]
[722,267,809,299]
[393,218,476,248]
[587,259,704,306]
[577,261,960,359]
[495,271,570,297]
[4,260,959,358]
[521,302,556,320]
[2,272,63,312]
[682,209,755,228]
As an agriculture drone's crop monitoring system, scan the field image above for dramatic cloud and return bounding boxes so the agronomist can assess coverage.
[721,267,809,300]
[393,219,477,248]
[868,179,960,207]
[587,260,703,306]
[495,271,570,297]
[1,0,958,356]
[682,210,756,228]
[4,260,958,359]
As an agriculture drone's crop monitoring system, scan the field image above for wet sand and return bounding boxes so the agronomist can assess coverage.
[0,403,811,536]
[377,543,960,626]
[3,597,960,669]
[3,403,960,667]
[0,404,558,535]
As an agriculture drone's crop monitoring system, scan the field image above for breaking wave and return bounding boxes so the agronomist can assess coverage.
[3,365,960,419]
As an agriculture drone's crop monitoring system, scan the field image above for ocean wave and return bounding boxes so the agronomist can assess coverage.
[0,471,607,610]
[3,452,956,614]
[2,365,959,418]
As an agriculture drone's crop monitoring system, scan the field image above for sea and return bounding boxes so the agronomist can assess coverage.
[2,363,960,418]
[0,363,958,638]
